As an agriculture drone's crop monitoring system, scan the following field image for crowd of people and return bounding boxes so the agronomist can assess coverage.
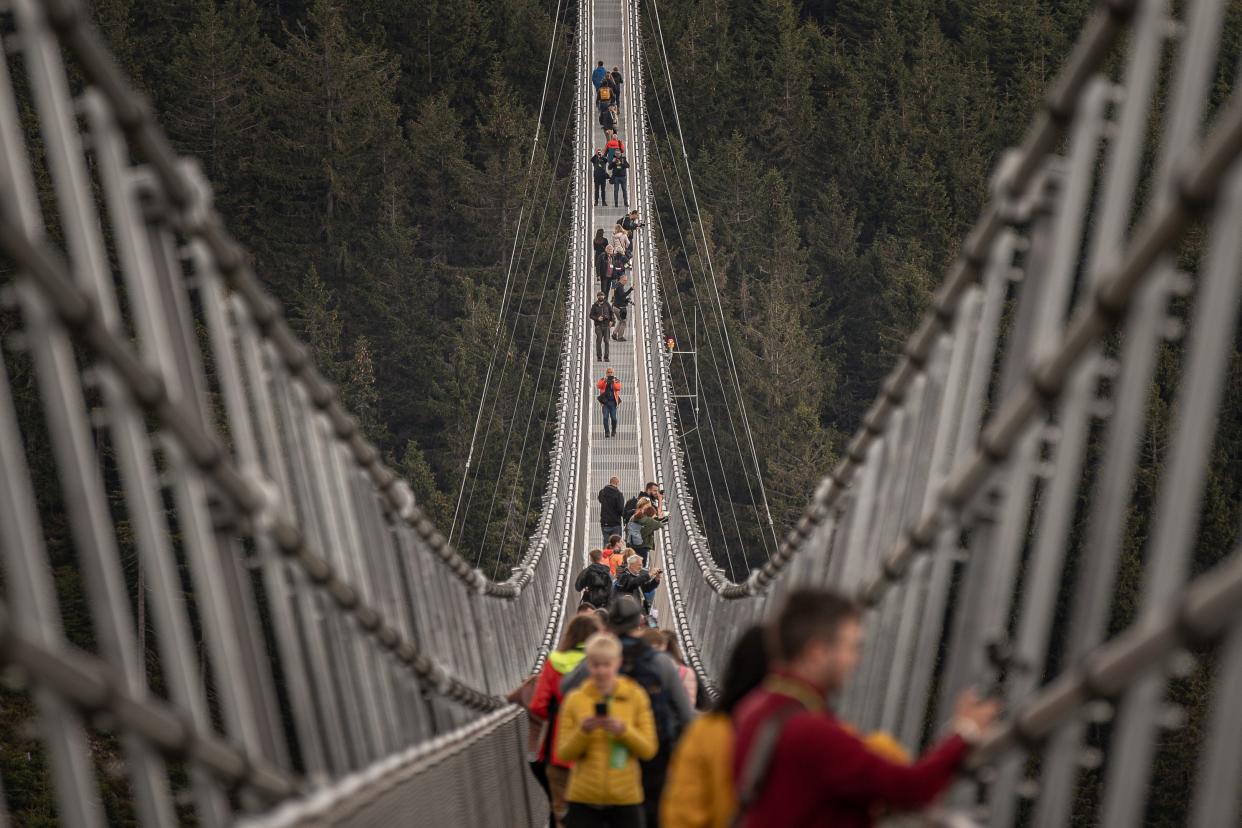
[513,578,1003,828]
[592,61,630,208]
[508,54,1001,828]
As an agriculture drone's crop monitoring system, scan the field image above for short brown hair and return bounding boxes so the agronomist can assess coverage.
[589,548,603,563]
[640,628,666,649]
[560,614,602,651]
[771,588,861,662]
[661,629,684,665]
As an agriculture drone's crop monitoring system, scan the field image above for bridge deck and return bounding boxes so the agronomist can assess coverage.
[579,0,662,607]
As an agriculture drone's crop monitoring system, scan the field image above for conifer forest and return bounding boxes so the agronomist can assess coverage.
[1,0,1241,824]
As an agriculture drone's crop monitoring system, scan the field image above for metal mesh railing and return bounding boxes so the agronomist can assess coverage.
[236,707,543,828]
[647,0,1242,822]
[0,0,587,822]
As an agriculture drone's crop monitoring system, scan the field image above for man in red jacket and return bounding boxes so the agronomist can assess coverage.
[731,588,1000,827]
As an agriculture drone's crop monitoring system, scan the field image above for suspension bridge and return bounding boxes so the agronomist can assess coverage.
[1,0,1241,824]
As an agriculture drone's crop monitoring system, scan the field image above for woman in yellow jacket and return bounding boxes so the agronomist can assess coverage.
[660,627,913,828]
[659,625,767,828]
[557,633,658,827]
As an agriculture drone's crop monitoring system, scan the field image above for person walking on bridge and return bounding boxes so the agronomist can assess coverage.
[591,60,608,90]
[591,149,609,207]
[611,223,631,266]
[562,597,695,828]
[596,244,613,296]
[609,150,631,209]
[597,367,621,438]
[557,632,657,828]
[731,588,1001,828]
[660,626,768,828]
[598,477,626,547]
[600,104,618,134]
[597,77,615,113]
[610,66,624,105]
[612,276,633,342]
[629,504,668,569]
[605,134,625,165]
[591,293,616,363]
[576,548,616,609]
[531,613,604,828]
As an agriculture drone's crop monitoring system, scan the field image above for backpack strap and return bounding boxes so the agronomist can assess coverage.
[731,701,803,828]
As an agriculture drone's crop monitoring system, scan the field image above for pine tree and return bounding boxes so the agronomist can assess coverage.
[164,0,271,230]
[289,264,344,381]
[396,439,453,528]
[255,0,408,296]
[343,335,387,442]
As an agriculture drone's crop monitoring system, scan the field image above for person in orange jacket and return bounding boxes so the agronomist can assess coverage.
[597,368,621,438]
[604,535,626,578]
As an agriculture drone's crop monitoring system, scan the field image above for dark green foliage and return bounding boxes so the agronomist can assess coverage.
[643,0,1101,568]
[77,0,574,582]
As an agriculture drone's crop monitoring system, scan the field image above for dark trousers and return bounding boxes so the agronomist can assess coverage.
[602,402,618,436]
[613,179,628,207]
[565,803,644,828]
[632,545,649,567]
[594,179,607,205]
[640,748,671,828]
[595,324,611,360]
[529,760,554,827]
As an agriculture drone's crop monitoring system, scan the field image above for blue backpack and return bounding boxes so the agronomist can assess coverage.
[627,520,644,547]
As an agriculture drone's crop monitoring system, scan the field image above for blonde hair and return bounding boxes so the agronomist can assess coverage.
[584,632,622,662]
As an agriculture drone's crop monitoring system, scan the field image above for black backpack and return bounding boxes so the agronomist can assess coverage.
[597,376,617,405]
[582,566,611,607]
[622,639,678,749]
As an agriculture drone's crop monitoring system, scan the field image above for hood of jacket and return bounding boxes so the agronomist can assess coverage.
[549,647,586,674]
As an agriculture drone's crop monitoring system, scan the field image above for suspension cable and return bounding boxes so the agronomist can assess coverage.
[448,0,568,549]
[492,271,569,576]
[639,25,775,563]
[457,42,578,563]
[478,183,575,569]
[643,0,781,553]
[645,140,750,576]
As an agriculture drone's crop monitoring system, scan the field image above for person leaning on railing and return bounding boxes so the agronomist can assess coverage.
[730,588,1000,828]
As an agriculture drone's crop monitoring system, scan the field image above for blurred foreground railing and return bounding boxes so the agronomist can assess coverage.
[0,0,589,822]
[653,0,1242,822]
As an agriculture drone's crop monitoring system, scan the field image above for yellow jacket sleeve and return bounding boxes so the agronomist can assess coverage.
[617,687,658,761]
[556,692,591,762]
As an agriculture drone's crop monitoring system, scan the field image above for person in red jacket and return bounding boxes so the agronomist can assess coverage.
[530,613,604,828]
[731,588,1000,828]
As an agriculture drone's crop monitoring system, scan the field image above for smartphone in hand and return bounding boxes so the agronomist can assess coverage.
[594,701,608,718]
